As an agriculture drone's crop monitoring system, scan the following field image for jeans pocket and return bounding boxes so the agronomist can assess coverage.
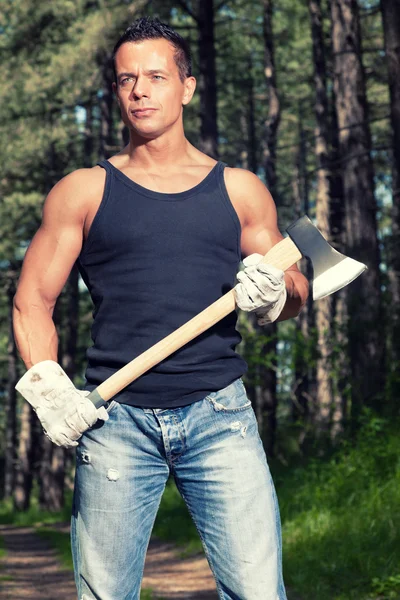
[206,378,252,413]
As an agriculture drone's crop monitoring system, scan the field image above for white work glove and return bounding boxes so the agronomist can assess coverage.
[36,388,109,448]
[15,360,109,448]
[234,253,287,325]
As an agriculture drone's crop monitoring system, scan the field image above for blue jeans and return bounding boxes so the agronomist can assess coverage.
[71,378,287,600]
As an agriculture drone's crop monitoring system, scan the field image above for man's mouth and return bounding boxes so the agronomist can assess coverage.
[131,108,157,115]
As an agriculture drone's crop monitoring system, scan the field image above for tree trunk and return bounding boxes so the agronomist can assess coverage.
[262,0,280,195]
[292,111,316,431]
[330,87,349,438]
[380,0,400,383]
[84,98,94,167]
[331,0,383,419]
[308,0,337,435]
[197,0,218,158]
[257,0,281,456]
[247,55,258,174]
[13,403,35,511]
[239,56,258,173]
[177,0,218,158]
[99,61,114,160]
[4,271,18,499]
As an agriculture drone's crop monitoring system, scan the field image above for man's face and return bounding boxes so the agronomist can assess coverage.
[113,38,195,139]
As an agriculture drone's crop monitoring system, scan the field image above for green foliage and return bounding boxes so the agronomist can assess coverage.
[240,326,279,386]
[371,574,400,600]
[0,490,73,525]
[276,414,400,600]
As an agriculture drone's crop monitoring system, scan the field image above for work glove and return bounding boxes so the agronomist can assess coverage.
[234,253,287,325]
[15,360,109,448]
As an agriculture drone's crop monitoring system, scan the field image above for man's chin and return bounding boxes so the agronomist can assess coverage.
[128,125,166,142]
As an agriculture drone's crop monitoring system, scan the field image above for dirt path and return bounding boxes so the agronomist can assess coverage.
[0,524,217,599]
[0,524,300,599]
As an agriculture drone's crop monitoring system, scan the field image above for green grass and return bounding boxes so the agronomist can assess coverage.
[275,414,400,600]
[0,535,12,582]
[0,490,73,527]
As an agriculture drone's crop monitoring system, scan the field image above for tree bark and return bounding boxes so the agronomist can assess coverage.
[4,271,18,499]
[257,0,281,456]
[175,1,218,158]
[197,0,219,158]
[380,0,400,377]
[292,110,317,431]
[247,55,258,174]
[84,98,94,167]
[262,0,280,195]
[308,0,337,434]
[239,57,258,174]
[331,0,383,418]
[13,403,35,511]
[330,86,349,438]
[99,61,115,160]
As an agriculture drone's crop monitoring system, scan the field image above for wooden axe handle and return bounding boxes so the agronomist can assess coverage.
[95,236,301,402]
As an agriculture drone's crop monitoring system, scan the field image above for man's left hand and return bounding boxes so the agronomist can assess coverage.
[234,253,287,325]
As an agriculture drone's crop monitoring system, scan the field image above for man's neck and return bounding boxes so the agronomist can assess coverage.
[126,127,192,170]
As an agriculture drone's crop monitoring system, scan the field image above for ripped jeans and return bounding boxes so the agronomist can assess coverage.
[71,378,287,600]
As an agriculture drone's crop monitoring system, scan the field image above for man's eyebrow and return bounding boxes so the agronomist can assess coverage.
[145,69,169,75]
[117,69,169,79]
[117,72,136,80]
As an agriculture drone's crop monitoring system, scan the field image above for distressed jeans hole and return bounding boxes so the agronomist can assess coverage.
[107,468,120,481]
[230,421,242,432]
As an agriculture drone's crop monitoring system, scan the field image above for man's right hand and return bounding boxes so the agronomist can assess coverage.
[37,388,109,448]
[15,360,109,448]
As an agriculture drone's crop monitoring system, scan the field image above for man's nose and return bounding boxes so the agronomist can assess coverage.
[130,76,150,100]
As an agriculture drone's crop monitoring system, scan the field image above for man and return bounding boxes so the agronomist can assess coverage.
[13,17,308,600]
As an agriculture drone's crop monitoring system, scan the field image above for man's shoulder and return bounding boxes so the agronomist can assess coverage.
[224,168,274,206]
[223,167,263,189]
[47,165,106,204]
[55,165,106,192]
[43,166,106,223]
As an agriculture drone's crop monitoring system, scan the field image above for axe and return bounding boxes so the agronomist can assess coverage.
[16,215,366,409]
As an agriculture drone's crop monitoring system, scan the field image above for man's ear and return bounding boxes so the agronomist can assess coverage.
[182,76,196,106]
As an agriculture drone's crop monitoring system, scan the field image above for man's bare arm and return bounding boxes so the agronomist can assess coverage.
[13,170,97,368]
[224,168,309,320]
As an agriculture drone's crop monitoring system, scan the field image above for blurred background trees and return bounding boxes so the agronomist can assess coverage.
[0,0,398,515]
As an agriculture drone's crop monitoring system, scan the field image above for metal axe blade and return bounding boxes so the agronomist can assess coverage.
[286,215,367,300]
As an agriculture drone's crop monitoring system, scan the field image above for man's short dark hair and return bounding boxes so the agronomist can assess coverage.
[112,17,192,83]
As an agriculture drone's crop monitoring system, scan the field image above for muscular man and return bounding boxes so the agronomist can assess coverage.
[13,17,308,600]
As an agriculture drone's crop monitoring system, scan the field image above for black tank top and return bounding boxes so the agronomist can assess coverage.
[77,159,247,408]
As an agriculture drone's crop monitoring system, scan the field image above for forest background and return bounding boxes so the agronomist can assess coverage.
[0,1,399,599]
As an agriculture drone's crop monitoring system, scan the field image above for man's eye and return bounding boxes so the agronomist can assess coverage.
[152,75,164,80]
[120,78,132,85]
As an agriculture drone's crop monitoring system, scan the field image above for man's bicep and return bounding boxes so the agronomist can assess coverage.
[237,174,283,258]
[18,225,82,308]
[16,182,84,311]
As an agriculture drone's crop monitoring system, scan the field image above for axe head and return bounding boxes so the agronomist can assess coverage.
[286,216,367,300]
